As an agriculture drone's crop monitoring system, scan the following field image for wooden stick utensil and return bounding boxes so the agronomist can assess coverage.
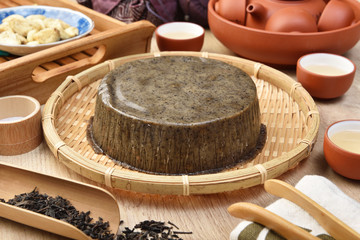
[228,202,319,240]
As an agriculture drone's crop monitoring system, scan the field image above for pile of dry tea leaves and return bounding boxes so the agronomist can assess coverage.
[0,188,192,240]
[117,220,192,240]
[0,188,116,239]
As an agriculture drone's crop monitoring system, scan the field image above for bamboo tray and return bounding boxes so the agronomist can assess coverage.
[0,0,155,104]
[42,52,320,195]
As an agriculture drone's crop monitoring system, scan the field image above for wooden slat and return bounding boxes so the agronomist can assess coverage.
[70,51,92,61]
[0,2,19,8]
[54,56,77,66]
[7,0,35,6]
[39,62,62,71]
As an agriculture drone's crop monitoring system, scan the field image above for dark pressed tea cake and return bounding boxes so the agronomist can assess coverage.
[88,56,264,174]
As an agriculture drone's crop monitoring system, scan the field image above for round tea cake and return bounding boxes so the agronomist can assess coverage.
[89,56,264,174]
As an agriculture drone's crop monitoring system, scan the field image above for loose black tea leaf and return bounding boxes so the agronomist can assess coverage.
[168,221,179,230]
[116,220,192,240]
[173,231,193,235]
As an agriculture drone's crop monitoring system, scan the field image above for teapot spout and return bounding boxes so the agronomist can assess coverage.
[246,3,267,18]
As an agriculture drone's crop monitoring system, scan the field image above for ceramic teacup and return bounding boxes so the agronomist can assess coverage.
[324,119,360,180]
[296,53,356,99]
[155,22,205,51]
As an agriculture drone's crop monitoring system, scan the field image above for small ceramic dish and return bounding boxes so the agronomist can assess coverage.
[155,22,205,51]
[0,95,42,155]
[296,53,356,99]
[0,5,94,56]
[324,120,360,180]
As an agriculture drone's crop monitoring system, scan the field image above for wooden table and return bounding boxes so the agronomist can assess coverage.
[1,26,360,240]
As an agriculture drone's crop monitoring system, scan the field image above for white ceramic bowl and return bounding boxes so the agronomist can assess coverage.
[0,5,94,56]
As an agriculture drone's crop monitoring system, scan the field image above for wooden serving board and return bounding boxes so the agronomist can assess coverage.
[0,0,155,104]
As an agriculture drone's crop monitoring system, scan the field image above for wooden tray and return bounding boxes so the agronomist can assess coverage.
[0,0,155,104]
[42,52,320,195]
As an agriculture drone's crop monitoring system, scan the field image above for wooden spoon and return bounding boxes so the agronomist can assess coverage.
[228,202,319,240]
[0,162,120,240]
[264,179,360,240]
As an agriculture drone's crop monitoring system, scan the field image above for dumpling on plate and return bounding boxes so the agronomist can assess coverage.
[0,22,13,33]
[2,14,24,23]
[43,18,72,39]
[7,18,42,37]
[28,19,46,31]
[64,26,79,39]
[43,18,71,29]
[0,31,23,45]
[31,28,60,44]
[25,14,46,21]
[26,40,40,46]
[26,29,37,42]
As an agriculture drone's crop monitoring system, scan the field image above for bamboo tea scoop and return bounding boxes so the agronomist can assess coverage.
[228,202,319,240]
[0,162,120,240]
[264,179,360,240]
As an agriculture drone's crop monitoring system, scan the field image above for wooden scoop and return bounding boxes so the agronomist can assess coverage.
[0,162,120,240]
[264,179,360,240]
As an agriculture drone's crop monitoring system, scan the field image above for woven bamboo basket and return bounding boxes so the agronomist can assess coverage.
[42,52,320,195]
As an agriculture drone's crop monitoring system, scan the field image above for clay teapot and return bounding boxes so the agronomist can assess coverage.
[245,0,326,29]
[215,0,327,30]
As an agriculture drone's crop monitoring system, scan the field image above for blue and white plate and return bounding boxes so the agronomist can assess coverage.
[0,5,94,56]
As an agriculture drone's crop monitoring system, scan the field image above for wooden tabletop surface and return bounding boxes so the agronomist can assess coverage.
[1,13,360,240]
